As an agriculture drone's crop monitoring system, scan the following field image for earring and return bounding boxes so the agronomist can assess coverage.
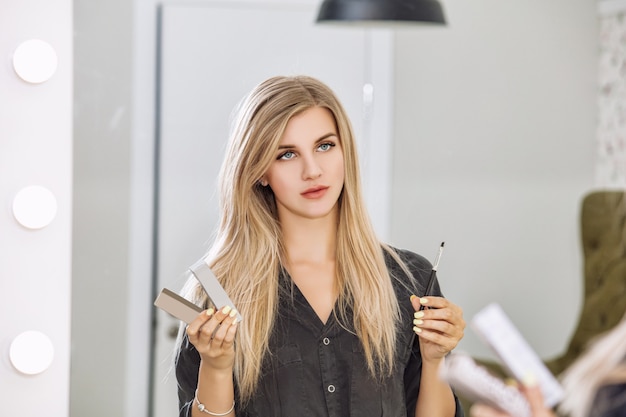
[259,179,268,187]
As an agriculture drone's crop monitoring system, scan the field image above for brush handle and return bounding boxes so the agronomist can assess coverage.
[419,269,438,311]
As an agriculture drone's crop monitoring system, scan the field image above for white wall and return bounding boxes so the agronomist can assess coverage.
[0,0,73,416]
[391,0,598,360]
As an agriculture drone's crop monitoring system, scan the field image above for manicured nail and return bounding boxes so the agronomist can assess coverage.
[206,308,215,316]
[504,378,519,387]
[522,372,537,387]
[410,294,417,301]
[413,326,422,333]
[229,309,238,318]
[413,319,423,325]
[420,297,428,304]
[221,306,232,315]
[470,404,490,416]
[414,311,424,319]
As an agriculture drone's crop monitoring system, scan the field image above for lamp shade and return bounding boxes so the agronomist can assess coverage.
[316,0,446,25]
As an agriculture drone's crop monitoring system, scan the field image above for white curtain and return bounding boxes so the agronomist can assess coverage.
[597,11,626,187]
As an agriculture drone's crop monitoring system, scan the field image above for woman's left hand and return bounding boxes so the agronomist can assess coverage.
[470,381,556,417]
[410,295,465,362]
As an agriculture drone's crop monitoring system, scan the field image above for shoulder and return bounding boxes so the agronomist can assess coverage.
[383,245,432,278]
[383,245,436,296]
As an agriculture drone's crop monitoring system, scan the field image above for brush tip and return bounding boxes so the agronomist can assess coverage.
[440,242,445,247]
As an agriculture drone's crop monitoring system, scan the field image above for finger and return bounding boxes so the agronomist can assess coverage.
[410,295,446,311]
[213,305,237,323]
[186,308,215,340]
[419,305,460,323]
[422,305,464,328]
[196,306,237,342]
[415,314,463,341]
[416,308,465,334]
[470,404,509,417]
[215,318,239,350]
[413,327,458,352]
[414,316,458,338]
[211,309,239,345]
[409,294,422,310]
[417,296,448,309]
[521,378,546,414]
[198,320,220,343]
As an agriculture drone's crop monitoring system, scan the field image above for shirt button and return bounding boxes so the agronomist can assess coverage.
[323,337,330,345]
[327,384,336,393]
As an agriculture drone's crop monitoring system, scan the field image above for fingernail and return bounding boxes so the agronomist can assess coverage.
[413,319,423,325]
[410,294,417,301]
[504,378,518,387]
[470,404,489,416]
[413,326,422,333]
[221,306,232,315]
[522,372,537,387]
[229,309,238,318]
[414,311,424,319]
[420,297,428,304]
[206,308,215,316]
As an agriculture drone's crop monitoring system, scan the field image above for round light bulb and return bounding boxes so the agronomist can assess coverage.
[12,186,58,229]
[12,39,58,84]
[9,331,55,375]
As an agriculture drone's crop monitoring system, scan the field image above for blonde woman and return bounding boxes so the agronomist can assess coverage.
[174,75,466,417]
[470,312,626,417]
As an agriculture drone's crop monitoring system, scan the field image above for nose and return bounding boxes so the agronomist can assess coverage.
[302,154,322,180]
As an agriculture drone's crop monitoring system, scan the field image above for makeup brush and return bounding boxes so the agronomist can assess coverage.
[420,241,445,311]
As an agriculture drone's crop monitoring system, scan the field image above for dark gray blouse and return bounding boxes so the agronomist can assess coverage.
[175,247,464,417]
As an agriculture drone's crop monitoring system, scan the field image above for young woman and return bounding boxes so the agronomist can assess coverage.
[174,75,466,417]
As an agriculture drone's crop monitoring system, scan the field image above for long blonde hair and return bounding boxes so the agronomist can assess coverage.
[557,311,626,417]
[177,75,404,403]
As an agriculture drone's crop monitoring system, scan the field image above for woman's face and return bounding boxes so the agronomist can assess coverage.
[262,106,345,223]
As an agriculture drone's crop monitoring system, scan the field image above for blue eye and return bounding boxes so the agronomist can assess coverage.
[318,142,335,152]
[279,151,295,160]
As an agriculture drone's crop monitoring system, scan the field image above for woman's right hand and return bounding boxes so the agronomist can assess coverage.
[186,305,239,372]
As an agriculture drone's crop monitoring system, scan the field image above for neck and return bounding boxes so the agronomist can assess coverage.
[281,211,338,266]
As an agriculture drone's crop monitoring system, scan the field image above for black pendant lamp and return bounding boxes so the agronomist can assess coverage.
[316,0,446,25]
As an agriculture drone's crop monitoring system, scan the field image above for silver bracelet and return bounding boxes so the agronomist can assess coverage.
[194,390,235,416]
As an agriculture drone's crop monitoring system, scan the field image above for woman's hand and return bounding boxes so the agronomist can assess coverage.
[470,383,556,417]
[186,305,239,372]
[410,295,465,363]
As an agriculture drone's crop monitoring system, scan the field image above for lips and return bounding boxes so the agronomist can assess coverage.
[301,186,329,199]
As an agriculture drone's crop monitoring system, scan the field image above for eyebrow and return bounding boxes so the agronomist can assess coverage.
[277,133,338,149]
